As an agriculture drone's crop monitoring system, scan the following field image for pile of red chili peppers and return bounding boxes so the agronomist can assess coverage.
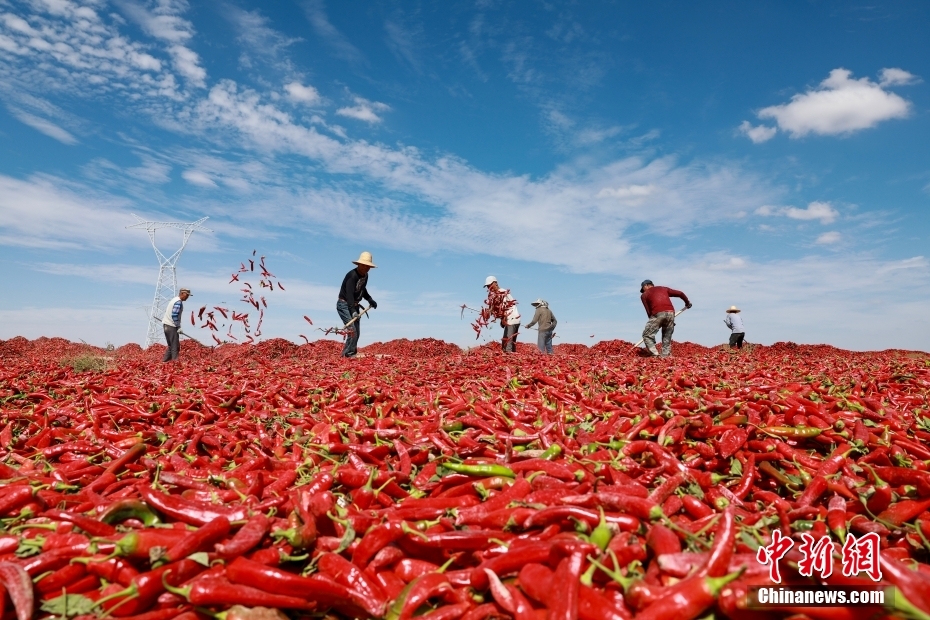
[1,335,930,620]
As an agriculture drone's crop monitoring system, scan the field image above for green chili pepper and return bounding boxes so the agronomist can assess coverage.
[443,462,515,478]
[540,444,562,460]
[763,426,822,438]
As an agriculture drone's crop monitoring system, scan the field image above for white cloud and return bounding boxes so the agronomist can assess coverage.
[785,201,838,224]
[182,169,216,187]
[0,174,133,249]
[284,82,321,106]
[879,68,918,86]
[816,231,841,245]
[126,155,171,183]
[336,96,390,123]
[8,109,77,144]
[226,6,300,76]
[303,0,364,64]
[597,184,657,201]
[738,120,777,144]
[0,1,183,100]
[116,0,206,87]
[756,201,838,225]
[757,68,913,137]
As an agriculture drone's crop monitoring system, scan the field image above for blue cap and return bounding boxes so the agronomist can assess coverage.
[640,280,653,293]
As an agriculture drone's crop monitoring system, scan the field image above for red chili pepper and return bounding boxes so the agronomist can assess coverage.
[316,552,388,615]
[113,528,189,559]
[876,497,930,527]
[524,505,639,531]
[0,562,34,620]
[167,574,316,610]
[826,494,848,542]
[646,523,681,557]
[547,550,584,620]
[395,558,442,583]
[100,559,205,617]
[226,556,373,616]
[138,484,250,525]
[635,571,741,620]
[390,572,454,620]
[40,508,117,537]
[680,494,714,519]
[216,513,269,558]
[75,556,140,586]
[35,563,87,594]
[161,514,230,564]
[0,486,33,516]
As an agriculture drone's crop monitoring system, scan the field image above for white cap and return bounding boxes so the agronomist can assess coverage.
[531,299,544,306]
[484,275,497,287]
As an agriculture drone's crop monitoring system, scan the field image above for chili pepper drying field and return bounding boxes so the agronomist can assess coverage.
[1,335,930,620]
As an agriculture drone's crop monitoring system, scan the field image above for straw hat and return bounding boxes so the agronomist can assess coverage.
[353,251,377,268]
[726,306,740,313]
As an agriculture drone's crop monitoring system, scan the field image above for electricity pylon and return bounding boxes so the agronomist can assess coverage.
[128,215,211,347]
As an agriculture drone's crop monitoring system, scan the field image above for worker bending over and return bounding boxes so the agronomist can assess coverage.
[640,280,691,357]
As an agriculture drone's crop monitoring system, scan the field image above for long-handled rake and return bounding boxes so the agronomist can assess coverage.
[632,307,688,349]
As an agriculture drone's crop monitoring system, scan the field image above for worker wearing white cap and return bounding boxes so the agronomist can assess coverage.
[483,276,521,353]
[161,288,191,362]
[723,306,745,349]
[337,252,378,358]
[525,299,557,355]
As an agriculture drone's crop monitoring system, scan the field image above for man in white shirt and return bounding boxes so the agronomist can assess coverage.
[162,288,191,362]
[724,305,745,349]
[484,276,521,353]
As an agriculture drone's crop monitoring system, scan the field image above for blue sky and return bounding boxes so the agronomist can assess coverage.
[1,0,928,351]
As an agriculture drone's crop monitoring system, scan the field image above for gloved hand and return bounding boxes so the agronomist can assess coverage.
[369,300,378,310]
[685,303,693,309]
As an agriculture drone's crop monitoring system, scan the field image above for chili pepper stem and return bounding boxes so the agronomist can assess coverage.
[889,586,930,620]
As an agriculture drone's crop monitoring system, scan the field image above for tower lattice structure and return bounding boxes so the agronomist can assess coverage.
[127,215,211,347]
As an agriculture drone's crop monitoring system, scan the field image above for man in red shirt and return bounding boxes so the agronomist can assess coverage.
[640,280,691,357]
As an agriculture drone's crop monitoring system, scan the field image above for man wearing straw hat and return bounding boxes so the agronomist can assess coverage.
[337,252,378,358]
[161,288,191,362]
[724,305,745,349]
[525,299,557,355]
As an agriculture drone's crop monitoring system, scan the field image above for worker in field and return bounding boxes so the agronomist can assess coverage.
[484,276,520,353]
[640,280,691,357]
[337,252,378,358]
[162,288,191,362]
[525,299,557,354]
[724,305,745,349]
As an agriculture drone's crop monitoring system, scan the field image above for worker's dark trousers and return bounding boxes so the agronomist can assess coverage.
[538,329,554,354]
[162,325,180,362]
[502,323,519,353]
[337,300,360,358]
[729,332,745,349]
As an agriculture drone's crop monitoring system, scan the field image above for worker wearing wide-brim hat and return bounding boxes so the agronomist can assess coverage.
[525,299,557,355]
[723,305,745,349]
[337,252,378,358]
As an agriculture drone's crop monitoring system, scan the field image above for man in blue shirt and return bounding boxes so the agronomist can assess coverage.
[161,288,191,362]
